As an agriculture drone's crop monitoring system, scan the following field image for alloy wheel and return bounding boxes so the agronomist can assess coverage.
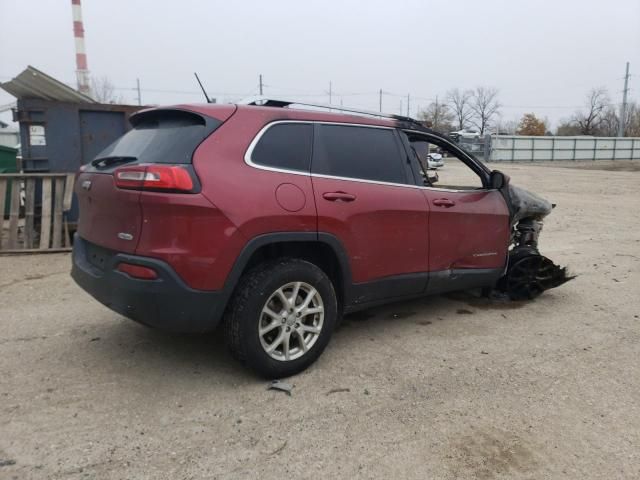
[258,281,325,361]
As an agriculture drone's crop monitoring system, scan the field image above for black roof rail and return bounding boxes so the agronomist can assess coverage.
[238,96,424,127]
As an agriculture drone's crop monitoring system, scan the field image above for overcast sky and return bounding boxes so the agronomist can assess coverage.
[1,0,639,128]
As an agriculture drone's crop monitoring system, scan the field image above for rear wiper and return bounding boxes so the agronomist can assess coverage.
[91,156,138,169]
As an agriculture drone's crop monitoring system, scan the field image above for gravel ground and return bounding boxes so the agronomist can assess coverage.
[1,161,639,479]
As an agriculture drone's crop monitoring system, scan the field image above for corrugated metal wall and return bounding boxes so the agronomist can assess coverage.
[489,136,640,162]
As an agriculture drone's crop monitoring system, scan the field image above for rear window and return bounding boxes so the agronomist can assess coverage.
[312,124,406,184]
[93,109,221,165]
[250,123,313,172]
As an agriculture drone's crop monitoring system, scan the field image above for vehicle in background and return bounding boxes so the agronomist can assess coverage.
[427,152,444,169]
[449,128,481,140]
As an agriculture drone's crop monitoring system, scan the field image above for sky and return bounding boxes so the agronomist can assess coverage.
[1,0,639,129]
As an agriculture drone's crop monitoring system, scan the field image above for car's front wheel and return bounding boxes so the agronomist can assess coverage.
[223,258,338,378]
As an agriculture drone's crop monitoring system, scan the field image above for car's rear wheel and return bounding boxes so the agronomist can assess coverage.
[223,258,337,378]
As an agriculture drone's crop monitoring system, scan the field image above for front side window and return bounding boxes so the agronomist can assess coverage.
[404,132,485,190]
[251,122,313,172]
[312,124,406,184]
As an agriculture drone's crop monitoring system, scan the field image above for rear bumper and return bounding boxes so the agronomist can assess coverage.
[71,235,224,332]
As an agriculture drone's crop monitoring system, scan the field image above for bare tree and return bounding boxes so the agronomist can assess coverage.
[495,117,518,135]
[469,87,500,135]
[615,101,640,137]
[418,98,454,133]
[446,88,473,130]
[598,106,620,136]
[625,102,640,137]
[573,88,609,135]
[556,119,582,136]
[90,76,122,103]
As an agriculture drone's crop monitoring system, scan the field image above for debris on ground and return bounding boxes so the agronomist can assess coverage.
[268,440,288,456]
[267,380,293,396]
[326,388,350,395]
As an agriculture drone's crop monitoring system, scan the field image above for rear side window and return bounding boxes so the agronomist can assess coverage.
[312,124,406,184]
[94,109,221,165]
[250,123,313,172]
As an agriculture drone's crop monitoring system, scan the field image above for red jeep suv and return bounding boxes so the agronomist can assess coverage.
[72,100,565,377]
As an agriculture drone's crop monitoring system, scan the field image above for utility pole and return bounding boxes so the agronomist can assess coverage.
[329,81,332,105]
[379,88,383,112]
[406,93,410,117]
[136,78,142,105]
[618,62,630,137]
[434,95,439,129]
[259,74,263,96]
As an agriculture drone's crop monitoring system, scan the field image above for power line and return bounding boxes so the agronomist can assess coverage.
[1,72,633,114]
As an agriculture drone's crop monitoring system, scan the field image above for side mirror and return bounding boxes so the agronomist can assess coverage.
[490,170,509,189]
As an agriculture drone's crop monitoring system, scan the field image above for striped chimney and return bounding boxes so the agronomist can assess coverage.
[71,0,91,95]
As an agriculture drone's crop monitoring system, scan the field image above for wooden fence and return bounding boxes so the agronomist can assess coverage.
[0,173,75,253]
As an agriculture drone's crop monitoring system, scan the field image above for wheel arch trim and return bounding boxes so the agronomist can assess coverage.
[218,232,353,313]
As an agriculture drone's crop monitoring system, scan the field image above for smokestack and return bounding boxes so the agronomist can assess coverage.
[71,0,91,95]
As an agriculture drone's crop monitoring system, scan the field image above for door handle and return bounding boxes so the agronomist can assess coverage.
[322,191,356,202]
[432,198,455,207]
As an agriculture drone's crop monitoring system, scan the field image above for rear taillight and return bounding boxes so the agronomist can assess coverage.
[117,262,158,280]
[114,165,195,192]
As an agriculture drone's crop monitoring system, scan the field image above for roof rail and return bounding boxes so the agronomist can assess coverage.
[238,96,422,125]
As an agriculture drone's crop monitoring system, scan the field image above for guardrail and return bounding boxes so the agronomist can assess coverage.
[489,136,640,162]
[0,173,75,253]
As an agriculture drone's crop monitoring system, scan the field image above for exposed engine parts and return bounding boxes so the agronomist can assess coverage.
[514,218,544,249]
[495,185,574,300]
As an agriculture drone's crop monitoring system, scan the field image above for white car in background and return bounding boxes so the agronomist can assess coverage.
[427,152,444,169]
[412,141,444,170]
[449,128,481,140]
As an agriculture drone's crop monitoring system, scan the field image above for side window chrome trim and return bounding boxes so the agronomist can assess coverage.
[244,121,495,193]
[311,173,496,193]
[244,120,396,176]
[311,172,414,189]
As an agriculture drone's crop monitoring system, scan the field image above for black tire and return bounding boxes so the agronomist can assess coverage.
[223,258,338,378]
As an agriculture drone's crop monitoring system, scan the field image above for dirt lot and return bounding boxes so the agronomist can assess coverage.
[1,161,639,479]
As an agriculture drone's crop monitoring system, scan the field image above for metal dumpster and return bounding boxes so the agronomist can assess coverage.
[1,66,144,224]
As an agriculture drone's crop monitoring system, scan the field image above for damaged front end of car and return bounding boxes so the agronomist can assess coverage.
[496,182,574,300]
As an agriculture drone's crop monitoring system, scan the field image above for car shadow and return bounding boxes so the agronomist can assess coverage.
[82,290,531,384]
